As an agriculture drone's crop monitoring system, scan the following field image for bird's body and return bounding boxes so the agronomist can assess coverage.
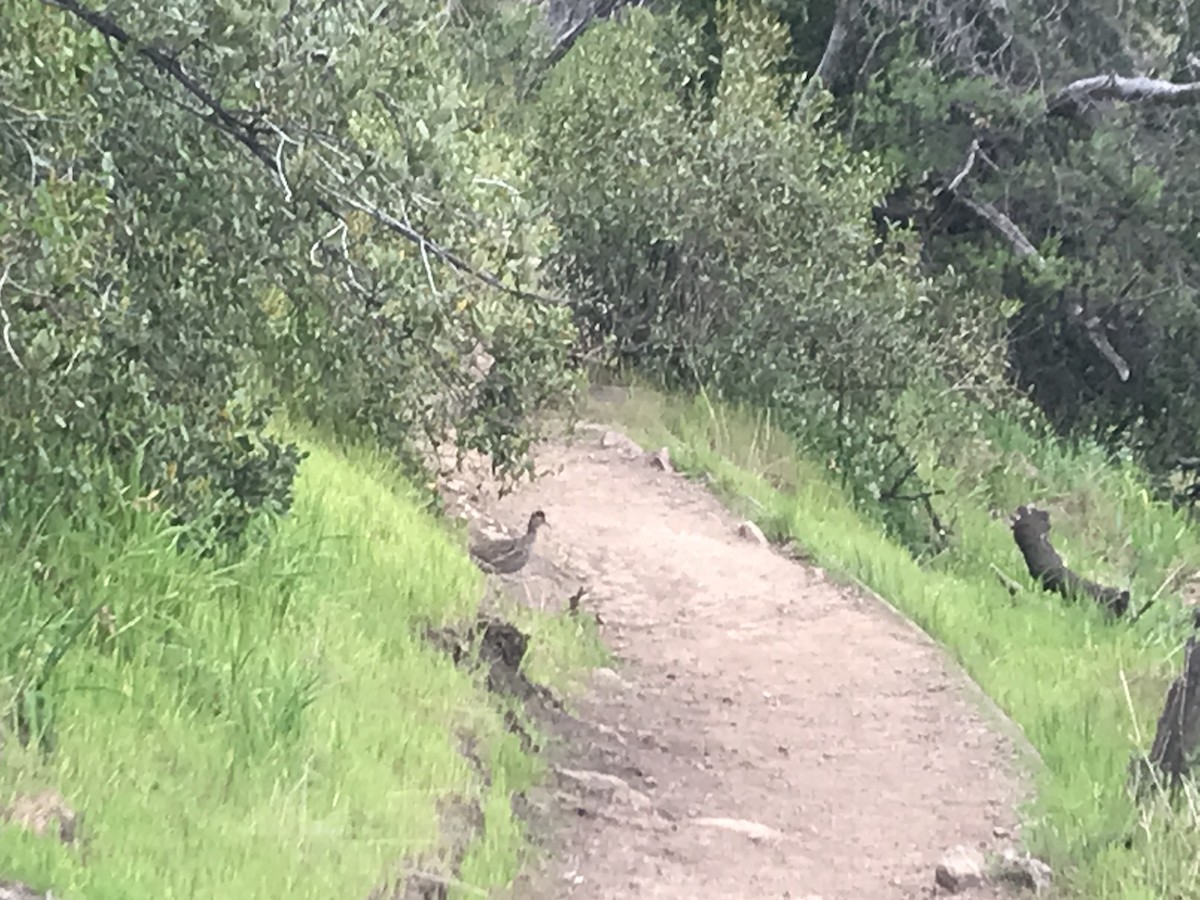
[470,510,548,574]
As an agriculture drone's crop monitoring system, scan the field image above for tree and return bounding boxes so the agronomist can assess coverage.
[2,0,580,546]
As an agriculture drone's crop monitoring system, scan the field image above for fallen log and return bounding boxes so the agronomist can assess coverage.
[1009,504,1131,617]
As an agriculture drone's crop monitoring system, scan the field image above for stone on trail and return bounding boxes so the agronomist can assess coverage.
[934,845,985,893]
[692,816,781,842]
[737,520,769,545]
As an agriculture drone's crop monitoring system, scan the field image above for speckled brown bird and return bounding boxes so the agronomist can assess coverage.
[469,510,548,574]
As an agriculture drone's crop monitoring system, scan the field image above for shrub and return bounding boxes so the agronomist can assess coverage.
[529,2,1005,515]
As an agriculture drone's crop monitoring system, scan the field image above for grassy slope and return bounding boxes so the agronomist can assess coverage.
[596,382,1200,900]
[0,432,594,900]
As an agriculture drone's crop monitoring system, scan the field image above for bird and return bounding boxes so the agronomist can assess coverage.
[469,510,549,575]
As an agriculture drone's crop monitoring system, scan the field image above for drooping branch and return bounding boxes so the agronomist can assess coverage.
[1009,504,1131,618]
[1064,300,1131,382]
[1050,74,1200,119]
[538,0,643,69]
[936,143,1132,382]
[955,194,1042,260]
[42,0,568,309]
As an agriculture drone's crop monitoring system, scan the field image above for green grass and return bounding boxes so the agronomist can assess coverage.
[0,431,598,900]
[592,379,1200,900]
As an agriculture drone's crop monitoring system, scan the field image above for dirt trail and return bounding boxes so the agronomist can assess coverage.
[474,421,1030,900]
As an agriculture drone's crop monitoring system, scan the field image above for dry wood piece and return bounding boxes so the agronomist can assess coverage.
[1009,504,1130,617]
[1129,635,1200,801]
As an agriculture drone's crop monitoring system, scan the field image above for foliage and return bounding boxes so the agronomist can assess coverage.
[1,0,580,549]
[600,380,1200,900]
[815,0,1200,487]
[0,3,299,549]
[0,432,602,900]
[530,2,1006,518]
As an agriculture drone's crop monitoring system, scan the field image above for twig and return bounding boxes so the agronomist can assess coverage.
[937,138,981,197]
[566,586,586,614]
[0,264,23,370]
[1129,561,1188,624]
[990,562,1024,596]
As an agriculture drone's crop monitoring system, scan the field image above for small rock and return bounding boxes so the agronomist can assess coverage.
[737,520,768,544]
[555,768,650,809]
[647,448,672,471]
[0,881,50,900]
[781,540,813,563]
[600,430,640,456]
[934,845,985,893]
[992,825,1011,838]
[557,768,627,794]
[692,816,781,842]
[2,789,77,845]
[992,847,1053,893]
[591,667,628,690]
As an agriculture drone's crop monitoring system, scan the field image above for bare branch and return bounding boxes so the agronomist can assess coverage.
[933,138,983,198]
[1050,74,1200,118]
[0,265,23,371]
[543,0,641,68]
[953,194,1042,262]
[937,142,1133,383]
[1065,301,1131,382]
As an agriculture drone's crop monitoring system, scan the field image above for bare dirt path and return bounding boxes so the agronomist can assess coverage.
[471,421,1032,900]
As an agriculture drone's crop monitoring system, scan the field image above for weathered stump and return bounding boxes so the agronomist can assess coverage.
[1009,504,1130,617]
[1129,634,1200,800]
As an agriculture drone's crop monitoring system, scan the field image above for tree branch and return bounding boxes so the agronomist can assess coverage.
[936,142,1132,382]
[1129,633,1200,802]
[1064,300,1131,382]
[42,0,569,308]
[1050,74,1200,119]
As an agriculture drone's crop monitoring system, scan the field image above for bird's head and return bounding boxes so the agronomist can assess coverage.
[527,510,549,533]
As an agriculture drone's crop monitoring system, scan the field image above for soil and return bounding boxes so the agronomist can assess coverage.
[449,415,1034,900]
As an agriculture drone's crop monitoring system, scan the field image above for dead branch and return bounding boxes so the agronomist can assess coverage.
[990,562,1024,596]
[1009,504,1131,617]
[1063,300,1131,382]
[953,194,1043,262]
[936,147,1132,383]
[937,138,981,197]
[1050,74,1200,119]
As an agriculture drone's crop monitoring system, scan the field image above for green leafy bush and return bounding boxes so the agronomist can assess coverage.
[530,2,1005,520]
[0,5,302,549]
[1,0,580,548]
